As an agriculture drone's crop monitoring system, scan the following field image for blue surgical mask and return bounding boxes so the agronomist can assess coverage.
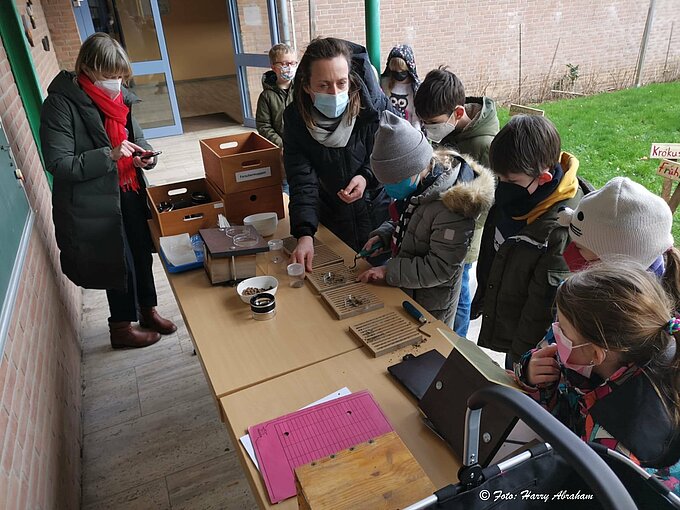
[313,91,349,118]
[383,175,420,200]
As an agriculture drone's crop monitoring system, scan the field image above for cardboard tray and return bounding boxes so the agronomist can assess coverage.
[147,178,224,237]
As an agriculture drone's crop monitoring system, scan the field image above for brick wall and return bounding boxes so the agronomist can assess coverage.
[41,0,81,72]
[291,0,680,102]
[0,2,83,509]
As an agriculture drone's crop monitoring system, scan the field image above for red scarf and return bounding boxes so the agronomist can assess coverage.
[77,74,140,192]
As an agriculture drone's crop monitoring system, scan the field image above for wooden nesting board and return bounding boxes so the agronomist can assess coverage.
[281,236,344,269]
[311,244,344,269]
[349,312,423,357]
[308,262,358,293]
[282,235,323,254]
[295,431,435,510]
[320,282,384,320]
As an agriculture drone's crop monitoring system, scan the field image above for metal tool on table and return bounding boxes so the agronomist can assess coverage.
[349,239,384,269]
[402,300,432,337]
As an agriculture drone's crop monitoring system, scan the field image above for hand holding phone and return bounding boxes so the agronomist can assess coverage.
[134,150,162,159]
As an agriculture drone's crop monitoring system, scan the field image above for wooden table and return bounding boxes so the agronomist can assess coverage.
[151,198,467,509]
[160,217,445,404]
[220,327,461,510]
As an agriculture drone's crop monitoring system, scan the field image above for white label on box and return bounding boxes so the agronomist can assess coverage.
[214,202,224,208]
[235,167,271,183]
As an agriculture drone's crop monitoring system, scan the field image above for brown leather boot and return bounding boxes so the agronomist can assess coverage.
[139,307,177,335]
[109,321,161,349]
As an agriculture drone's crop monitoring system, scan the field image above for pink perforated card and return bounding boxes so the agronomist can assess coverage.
[248,390,393,504]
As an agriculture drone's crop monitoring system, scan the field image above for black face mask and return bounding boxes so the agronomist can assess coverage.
[494,178,536,209]
[391,71,409,82]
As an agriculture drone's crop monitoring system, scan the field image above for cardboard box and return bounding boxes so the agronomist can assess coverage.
[200,132,282,195]
[219,184,286,225]
[147,178,224,237]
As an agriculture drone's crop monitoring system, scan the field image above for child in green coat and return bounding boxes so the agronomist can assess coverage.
[256,43,297,193]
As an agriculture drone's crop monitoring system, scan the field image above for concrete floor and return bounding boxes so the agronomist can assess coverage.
[78,113,495,509]
[79,114,259,509]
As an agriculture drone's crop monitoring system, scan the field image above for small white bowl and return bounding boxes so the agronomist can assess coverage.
[236,276,278,304]
[243,212,278,237]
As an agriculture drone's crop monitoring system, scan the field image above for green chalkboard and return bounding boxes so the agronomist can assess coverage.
[0,120,33,353]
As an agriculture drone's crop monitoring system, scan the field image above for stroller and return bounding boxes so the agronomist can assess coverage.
[405,385,680,509]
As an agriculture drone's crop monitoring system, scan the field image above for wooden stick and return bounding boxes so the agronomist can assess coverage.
[668,183,680,213]
[662,178,673,201]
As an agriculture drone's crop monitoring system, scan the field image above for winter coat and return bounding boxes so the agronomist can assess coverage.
[439,97,499,168]
[516,345,680,494]
[371,155,495,326]
[437,96,499,264]
[40,70,153,290]
[256,71,293,147]
[471,152,587,361]
[283,41,393,252]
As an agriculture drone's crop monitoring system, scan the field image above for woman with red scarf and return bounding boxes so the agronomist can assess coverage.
[40,33,176,349]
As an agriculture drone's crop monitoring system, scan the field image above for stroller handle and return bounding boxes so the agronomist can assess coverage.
[467,385,637,510]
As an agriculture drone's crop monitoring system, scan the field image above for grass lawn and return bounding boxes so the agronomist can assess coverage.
[496,81,680,241]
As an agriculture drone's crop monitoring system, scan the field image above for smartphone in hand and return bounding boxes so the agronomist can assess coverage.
[134,150,162,159]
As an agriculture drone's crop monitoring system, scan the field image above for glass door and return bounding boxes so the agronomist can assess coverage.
[227,0,280,128]
[71,0,182,138]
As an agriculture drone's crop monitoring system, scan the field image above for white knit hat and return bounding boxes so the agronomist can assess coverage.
[557,177,673,267]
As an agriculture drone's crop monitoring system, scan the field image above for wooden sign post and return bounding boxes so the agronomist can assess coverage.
[509,104,545,117]
[651,143,680,213]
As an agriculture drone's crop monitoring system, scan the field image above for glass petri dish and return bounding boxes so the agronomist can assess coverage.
[225,226,248,238]
[233,233,260,248]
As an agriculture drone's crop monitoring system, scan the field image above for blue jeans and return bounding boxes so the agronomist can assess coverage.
[453,262,472,337]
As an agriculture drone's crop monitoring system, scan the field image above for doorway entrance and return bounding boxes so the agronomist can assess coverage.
[72,0,282,138]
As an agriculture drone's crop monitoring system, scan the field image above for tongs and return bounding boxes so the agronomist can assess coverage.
[349,240,384,269]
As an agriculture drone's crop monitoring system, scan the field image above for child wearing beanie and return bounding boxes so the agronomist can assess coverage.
[558,176,680,306]
[357,111,495,328]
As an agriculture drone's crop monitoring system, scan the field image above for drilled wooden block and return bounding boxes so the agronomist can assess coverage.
[308,262,359,293]
[295,431,435,510]
[320,282,384,320]
[349,312,423,357]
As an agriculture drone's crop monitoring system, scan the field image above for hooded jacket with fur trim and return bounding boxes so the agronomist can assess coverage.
[371,153,495,326]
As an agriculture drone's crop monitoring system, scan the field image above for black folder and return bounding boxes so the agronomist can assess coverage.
[387,349,446,401]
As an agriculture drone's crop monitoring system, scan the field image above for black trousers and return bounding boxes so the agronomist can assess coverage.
[106,189,157,322]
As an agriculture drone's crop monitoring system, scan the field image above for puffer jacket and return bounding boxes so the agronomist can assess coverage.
[371,155,495,326]
[40,70,153,290]
[472,152,587,361]
[256,70,293,147]
[284,40,393,251]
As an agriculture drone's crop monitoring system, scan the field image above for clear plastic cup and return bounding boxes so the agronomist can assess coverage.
[287,263,305,288]
[267,239,285,275]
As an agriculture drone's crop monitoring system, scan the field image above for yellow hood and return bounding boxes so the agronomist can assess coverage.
[514,151,579,224]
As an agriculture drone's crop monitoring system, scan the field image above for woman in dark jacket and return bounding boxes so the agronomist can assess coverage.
[284,37,392,269]
[40,33,176,349]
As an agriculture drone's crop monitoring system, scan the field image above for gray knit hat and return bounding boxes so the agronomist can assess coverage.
[557,177,673,267]
[370,110,433,184]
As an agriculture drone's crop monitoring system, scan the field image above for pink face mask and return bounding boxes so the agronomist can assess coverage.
[552,322,595,378]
